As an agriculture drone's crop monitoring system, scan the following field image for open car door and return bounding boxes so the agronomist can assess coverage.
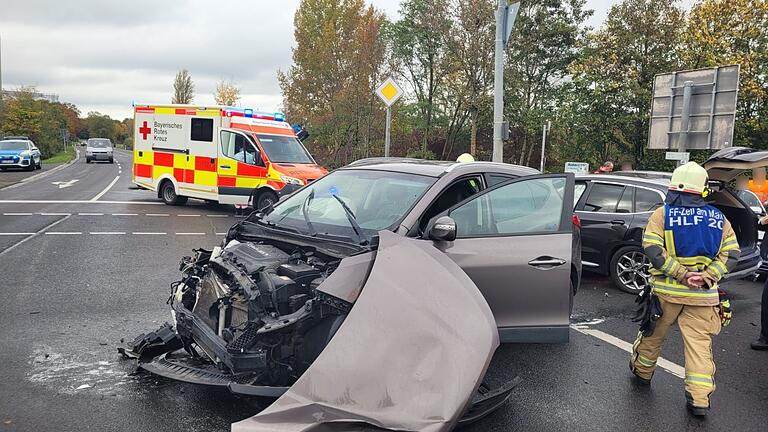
[433,174,575,343]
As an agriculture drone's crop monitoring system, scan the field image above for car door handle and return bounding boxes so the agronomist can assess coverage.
[220,165,231,169]
[611,219,626,225]
[528,256,567,268]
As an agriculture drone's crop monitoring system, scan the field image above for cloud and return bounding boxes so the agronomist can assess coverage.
[0,0,626,120]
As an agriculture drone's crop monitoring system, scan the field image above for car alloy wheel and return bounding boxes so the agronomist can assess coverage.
[615,250,651,294]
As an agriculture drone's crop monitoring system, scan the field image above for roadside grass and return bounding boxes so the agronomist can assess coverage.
[42,147,77,165]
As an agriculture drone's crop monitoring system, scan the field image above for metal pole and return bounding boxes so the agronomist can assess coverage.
[539,120,549,172]
[492,1,506,163]
[678,80,693,165]
[384,106,391,157]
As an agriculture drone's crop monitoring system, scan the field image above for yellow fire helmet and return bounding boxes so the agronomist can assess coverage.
[669,161,708,195]
[456,153,475,163]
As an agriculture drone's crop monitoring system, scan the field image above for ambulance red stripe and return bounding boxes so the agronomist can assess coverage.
[134,163,152,178]
[195,156,217,172]
[218,176,236,187]
[154,152,174,167]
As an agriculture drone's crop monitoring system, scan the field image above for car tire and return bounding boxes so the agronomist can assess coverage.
[610,246,652,294]
[25,163,35,171]
[35,159,42,169]
[86,158,91,164]
[160,181,187,206]
[255,190,278,211]
[109,157,114,164]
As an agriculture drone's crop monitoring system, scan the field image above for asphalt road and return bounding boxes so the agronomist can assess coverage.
[0,153,766,431]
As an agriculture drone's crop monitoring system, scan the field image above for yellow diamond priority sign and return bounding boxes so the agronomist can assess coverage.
[375,77,404,107]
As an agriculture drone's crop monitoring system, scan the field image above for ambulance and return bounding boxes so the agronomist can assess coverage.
[131,104,327,208]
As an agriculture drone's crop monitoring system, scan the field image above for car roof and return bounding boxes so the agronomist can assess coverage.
[342,157,539,178]
[576,173,669,190]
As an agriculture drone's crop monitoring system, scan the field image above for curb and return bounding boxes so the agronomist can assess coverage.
[0,149,81,191]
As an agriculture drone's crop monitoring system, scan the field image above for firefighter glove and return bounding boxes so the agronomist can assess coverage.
[718,289,732,327]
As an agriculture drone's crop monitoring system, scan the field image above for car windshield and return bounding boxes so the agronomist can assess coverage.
[0,141,29,151]
[263,169,436,241]
[88,139,111,148]
[256,134,313,164]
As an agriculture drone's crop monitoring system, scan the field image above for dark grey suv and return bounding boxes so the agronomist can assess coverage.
[576,147,766,293]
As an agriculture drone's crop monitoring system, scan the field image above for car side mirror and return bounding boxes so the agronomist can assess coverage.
[427,215,457,242]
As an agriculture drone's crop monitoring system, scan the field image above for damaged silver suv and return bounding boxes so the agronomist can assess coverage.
[121,159,578,430]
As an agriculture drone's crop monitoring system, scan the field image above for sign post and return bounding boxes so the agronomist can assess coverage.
[492,1,520,163]
[648,65,739,166]
[375,77,404,157]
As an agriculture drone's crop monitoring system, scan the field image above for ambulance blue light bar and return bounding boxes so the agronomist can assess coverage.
[223,108,286,122]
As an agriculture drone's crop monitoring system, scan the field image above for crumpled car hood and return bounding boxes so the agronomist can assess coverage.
[232,230,499,432]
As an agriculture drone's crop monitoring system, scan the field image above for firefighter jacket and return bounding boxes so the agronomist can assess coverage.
[642,204,740,306]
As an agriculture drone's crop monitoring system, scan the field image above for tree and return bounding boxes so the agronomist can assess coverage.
[681,0,768,148]
[389,0,452,152]
[446,0,496,157]
[504,0,592,166]
[172,69,195,104]
[84,112,118,141]
[214,80,240,106]
[279,0,387,164]
[569,0,685,165]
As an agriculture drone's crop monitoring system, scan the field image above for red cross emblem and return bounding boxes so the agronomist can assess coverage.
[139,121,151,140]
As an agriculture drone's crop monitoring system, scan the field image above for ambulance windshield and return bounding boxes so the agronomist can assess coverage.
[256,134,314,164]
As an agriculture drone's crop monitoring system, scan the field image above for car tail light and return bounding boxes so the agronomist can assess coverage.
[572,214,581,228]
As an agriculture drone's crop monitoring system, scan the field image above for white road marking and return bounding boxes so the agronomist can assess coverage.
[177,214,201,217]
[0,200,163,205]
[0,233,36,236]
[0,215,72,257]
[90,232,126,235]
[146,213,169,217]
[215,232,228,235]
[3,213,33,216]
[45,232,82,235]
[207,214,229,218]
[133,232,167,235]
[78,213,104,216]
[39,213,71,216]
[570,325,686,379]
[90,175,121,201]
[111,213,138,216]
[51,179,79,189]
[175,232,206,235]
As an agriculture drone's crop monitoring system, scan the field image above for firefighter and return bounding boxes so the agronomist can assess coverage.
[630,161,739,417]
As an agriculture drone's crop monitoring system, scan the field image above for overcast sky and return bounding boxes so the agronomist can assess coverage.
[1,0,633,120]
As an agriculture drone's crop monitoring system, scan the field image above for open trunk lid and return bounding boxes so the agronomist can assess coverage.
[703,147,768,182]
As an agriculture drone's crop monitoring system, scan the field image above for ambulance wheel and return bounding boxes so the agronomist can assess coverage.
[255,190,278,211]
[160,181,187,206]
[610,246,651,294]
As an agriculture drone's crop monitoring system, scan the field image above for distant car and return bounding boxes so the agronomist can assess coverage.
[576,148,766,293]
[0,138,42,171]
[85,138,114,163]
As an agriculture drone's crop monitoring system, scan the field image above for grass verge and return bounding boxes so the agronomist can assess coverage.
[42,147,76,165]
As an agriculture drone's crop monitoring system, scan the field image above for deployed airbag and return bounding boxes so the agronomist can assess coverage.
[232,231,499,432]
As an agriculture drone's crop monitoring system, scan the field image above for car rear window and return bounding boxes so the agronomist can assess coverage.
[582,183,624,212]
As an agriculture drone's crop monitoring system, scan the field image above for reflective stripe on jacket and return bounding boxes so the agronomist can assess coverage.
[642,204,739,306]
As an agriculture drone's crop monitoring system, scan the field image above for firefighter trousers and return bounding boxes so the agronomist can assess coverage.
[631,297,722,408]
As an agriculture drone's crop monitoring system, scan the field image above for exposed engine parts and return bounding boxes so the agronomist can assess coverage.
[125,240,353,387]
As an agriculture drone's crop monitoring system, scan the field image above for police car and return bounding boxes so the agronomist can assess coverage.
[0,136,42,171]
